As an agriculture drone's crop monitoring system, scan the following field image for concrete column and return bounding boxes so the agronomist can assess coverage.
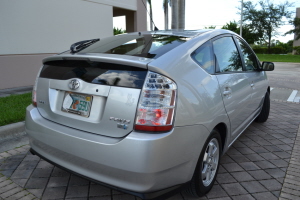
[171,0,179,29]
[293,7,300,54]
[135,0,147,31]
[178,0,185,29]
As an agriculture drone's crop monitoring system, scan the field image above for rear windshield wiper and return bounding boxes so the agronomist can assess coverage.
[70,38,100,54]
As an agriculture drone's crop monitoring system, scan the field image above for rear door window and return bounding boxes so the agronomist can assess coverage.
[212,37,243,73]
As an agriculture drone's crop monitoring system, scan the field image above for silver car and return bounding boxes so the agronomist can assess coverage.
[26,29,274,199]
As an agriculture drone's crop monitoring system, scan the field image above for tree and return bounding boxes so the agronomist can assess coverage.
[285,17,300,40]
[204,26,216,29]
[241,0,294,53]
[171,0,178,29]
[163,0,170,30]
[222,21,260,44]
[171,0,185,29]
[178,0,185,29]
[276,40,293,53]
[113,27,126,35]
[147,0,153,31]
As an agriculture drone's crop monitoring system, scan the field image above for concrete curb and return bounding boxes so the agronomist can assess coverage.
[0,122,26,141]
[0,122,28,153]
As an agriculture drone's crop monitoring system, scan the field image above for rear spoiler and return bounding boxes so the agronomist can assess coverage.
[43,54,152,69]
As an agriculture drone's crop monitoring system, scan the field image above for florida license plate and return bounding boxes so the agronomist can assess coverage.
[61,92,93,117]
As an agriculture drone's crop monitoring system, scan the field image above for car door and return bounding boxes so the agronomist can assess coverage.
[235,37,268,113]
[213,36,253,141]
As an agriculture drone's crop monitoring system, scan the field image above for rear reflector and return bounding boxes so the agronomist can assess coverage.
[32,67,43,107]
[134,125,173,132]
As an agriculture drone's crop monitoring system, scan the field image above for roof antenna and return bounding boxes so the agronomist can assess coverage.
[140,0,159,31]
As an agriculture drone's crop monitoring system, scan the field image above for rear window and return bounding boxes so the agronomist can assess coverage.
[79,34,190,59]
[40,60,147,89]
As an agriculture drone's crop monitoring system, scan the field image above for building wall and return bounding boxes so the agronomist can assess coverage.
[293,7,300,53]
[0,54,54,90]
[0,0,146,90]
[87,0,137,11]
[0,0,113,55]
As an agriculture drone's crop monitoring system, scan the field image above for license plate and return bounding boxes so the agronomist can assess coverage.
[61,92,93,117]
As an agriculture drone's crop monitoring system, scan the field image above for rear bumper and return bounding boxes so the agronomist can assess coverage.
[30,148,188,200]
[25,105,210,197]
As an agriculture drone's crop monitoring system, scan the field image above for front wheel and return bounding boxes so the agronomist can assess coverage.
[255,92,270,123]
[186,130,222,197]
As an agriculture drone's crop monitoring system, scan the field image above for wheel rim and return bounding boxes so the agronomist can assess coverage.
[201,138,219,187]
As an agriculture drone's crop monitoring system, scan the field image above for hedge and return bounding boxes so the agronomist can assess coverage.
[252,46,286,54]
[294,46,300,55]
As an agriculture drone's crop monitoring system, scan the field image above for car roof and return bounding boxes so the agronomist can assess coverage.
[125,29,234,39]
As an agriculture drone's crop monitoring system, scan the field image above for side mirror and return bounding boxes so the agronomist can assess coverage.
[261,61,274,71]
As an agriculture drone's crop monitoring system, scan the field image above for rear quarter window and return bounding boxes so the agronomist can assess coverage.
[191,41,214,74]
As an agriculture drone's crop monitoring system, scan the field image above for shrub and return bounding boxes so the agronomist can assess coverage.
[293,46,300,55]
[252,46,286,54]
[113,27,126,35]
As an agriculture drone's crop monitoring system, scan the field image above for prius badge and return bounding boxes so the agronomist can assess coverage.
[69,79,80,90]
[110,117,131,130]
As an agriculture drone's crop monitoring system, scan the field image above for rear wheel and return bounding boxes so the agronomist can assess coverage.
[255,92,270,123]
[186,130,222,197]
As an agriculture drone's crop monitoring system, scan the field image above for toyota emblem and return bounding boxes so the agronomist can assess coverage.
[69,79,80,90]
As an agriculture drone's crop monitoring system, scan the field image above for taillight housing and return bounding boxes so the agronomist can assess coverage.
[135,71,177,132]
[32,67,43,107]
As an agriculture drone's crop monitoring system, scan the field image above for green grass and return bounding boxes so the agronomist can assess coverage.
[256,54,300,63]
[0,93,32,126]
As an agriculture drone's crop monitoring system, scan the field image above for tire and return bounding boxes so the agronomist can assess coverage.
[255,92,270,123]
[185,129,222,197]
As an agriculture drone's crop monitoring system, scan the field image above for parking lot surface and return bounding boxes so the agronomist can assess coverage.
[0,103,299,200]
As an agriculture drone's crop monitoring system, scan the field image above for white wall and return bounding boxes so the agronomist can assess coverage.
[0,0,113,54]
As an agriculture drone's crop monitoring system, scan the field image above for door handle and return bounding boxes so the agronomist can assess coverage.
[223,91,231,96]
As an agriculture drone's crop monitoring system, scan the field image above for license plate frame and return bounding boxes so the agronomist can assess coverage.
[61,92,93,118]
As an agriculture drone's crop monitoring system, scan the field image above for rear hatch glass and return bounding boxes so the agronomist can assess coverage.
[78,34,190,59]
[36,60,147,137]
[40,60,147,88]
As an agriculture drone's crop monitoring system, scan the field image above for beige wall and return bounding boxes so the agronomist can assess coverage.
[0,0,146,90]
[0,54,54,89]
[0,0,113,55]
[85,0,137,11]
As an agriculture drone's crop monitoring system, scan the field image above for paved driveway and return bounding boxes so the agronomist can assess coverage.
[0,63,300,200]
[268,62,300,103]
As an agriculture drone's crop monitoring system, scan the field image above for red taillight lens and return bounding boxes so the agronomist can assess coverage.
[135,72,177,132]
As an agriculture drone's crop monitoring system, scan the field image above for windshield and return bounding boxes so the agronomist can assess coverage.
[79,34,190,59]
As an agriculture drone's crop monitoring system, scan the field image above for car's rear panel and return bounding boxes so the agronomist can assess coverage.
[26,103,209,193]
[35,56,148,138]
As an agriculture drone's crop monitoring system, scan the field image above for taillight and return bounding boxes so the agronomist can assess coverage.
[32,67,42,107]
[135,72,177,132]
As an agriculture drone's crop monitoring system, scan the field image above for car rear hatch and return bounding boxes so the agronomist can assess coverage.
[35,54,150,138]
